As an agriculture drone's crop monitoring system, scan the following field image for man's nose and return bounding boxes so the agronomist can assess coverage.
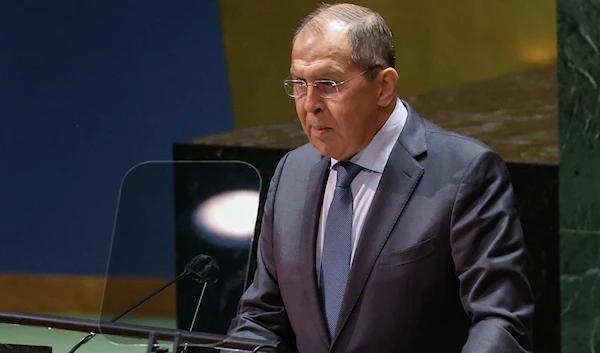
[303,85,324,114]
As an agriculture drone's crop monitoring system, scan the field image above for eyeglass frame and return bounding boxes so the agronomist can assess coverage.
[283,66,381,99]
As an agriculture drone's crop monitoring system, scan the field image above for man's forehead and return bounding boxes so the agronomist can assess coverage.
[290,48,350,77]
[290,58,346,77]
[294,20,349,49]
[290,20,353,76]
[292,33,350,63]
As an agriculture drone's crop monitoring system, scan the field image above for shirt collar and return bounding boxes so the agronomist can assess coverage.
[331,97,407,173]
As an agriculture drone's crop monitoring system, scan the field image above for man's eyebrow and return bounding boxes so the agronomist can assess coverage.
[316,68,345,79]
[290,70,343,81]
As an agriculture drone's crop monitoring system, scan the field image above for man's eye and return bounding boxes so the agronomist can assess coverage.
[319,81,336,87]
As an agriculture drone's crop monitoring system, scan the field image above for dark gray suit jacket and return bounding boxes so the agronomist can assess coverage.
[229,101,534,353]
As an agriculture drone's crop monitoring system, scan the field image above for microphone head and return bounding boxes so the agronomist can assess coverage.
[185,254,220,283]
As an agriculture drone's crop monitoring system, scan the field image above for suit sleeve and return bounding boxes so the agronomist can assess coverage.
[227,153,296,349]
[449,150,535,353]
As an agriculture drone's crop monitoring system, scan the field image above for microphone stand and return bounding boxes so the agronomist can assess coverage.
[68,270,190,353]
[67,254,223,352]
[189,282,208,332]
[112,270,190,322]
[181,281,209,353]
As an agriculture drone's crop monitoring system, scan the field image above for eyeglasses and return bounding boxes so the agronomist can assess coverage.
[283,69,372,99]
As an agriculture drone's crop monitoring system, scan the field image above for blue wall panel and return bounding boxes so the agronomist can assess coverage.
[0,0,232,275]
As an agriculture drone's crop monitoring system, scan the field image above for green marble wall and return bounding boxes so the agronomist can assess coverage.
[558,0,600,351]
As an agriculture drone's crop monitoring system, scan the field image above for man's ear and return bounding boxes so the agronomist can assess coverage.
[377,68,399,106]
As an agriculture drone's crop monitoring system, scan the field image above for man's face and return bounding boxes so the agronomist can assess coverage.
[290,27,383,161]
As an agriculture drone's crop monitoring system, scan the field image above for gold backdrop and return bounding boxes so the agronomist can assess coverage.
[219,0,556,128]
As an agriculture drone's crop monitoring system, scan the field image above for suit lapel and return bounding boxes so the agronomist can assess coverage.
[331,101,428,346]
[299,156,331,347]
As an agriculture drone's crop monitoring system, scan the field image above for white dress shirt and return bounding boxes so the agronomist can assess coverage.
[316,98,407,277]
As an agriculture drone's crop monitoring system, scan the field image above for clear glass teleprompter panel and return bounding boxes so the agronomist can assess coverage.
[99,161,262,350]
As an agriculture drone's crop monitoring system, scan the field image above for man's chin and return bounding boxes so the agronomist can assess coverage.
[310,141,345,160]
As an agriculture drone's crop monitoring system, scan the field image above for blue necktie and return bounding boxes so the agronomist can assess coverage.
[320,161,362,337]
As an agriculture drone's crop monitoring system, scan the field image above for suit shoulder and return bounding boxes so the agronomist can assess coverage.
[421,118,497,160]
[282,142,323,167]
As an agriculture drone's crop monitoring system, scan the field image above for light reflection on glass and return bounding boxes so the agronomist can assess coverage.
[193,190,260,240]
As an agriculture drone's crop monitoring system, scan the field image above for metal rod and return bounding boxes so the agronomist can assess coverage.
[0,310,279,352]
[111,271,188,322]
[189,281,207,332]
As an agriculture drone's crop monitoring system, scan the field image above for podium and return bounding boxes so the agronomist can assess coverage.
[0,310,283,352]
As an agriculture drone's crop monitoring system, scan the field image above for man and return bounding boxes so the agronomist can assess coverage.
[229,3,534,353]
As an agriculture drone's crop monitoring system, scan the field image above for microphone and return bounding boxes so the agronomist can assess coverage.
[185,254,220,284]
[67,254,220,353]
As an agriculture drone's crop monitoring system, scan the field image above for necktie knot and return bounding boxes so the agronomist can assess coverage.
[335,162,362,188]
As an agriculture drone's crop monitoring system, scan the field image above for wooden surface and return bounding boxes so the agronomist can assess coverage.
[0,274,175,316]
[194,68,558,165]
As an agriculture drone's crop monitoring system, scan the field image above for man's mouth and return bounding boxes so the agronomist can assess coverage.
[311,126,331,136]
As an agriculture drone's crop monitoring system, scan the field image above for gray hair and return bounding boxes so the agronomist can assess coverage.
[292,3,396,79]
